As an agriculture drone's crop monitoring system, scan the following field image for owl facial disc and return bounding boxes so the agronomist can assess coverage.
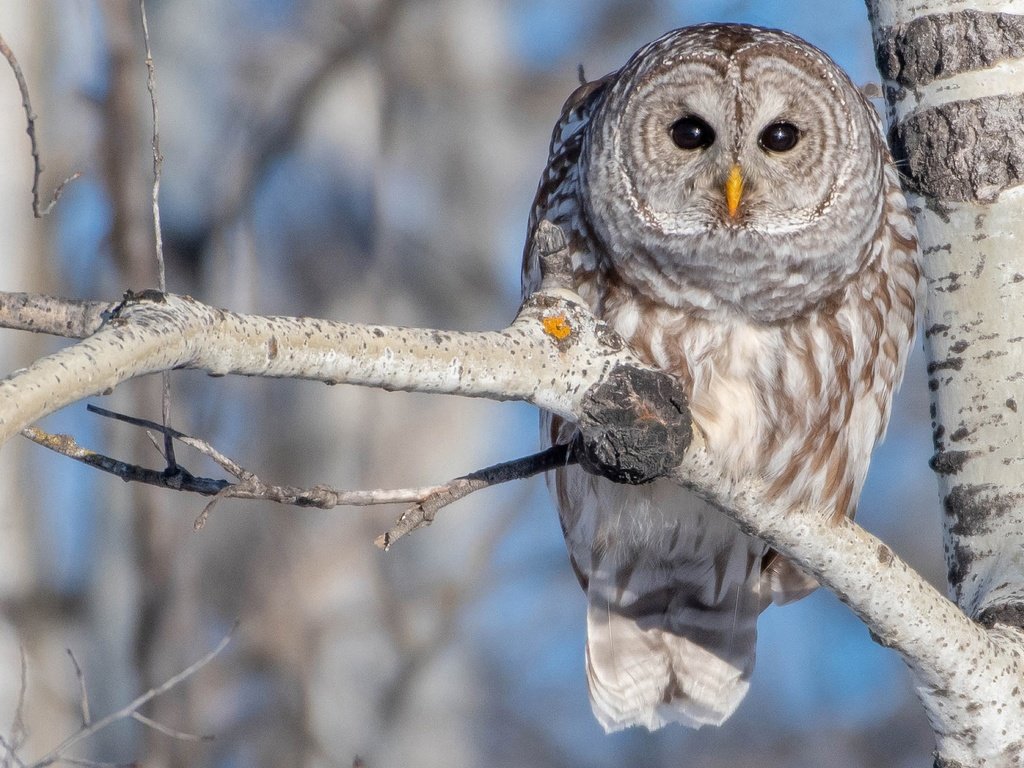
[579,23,887,320]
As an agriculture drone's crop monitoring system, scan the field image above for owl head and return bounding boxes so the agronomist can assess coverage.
[580,24,888,322]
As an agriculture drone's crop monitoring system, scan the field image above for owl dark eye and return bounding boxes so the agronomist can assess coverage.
[759,122,800,152]
[669,116,715,150]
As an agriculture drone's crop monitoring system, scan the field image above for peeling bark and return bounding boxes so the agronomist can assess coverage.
[890,95,1024,201]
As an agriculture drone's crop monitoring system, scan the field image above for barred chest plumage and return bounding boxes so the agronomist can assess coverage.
[583,239,918,525]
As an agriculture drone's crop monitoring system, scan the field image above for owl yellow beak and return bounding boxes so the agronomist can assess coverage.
[725,164,744,218]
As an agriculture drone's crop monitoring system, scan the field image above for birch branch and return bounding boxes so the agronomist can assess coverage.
[0,220,1020,762]
[0,287,658,440]
[0,291,108,338]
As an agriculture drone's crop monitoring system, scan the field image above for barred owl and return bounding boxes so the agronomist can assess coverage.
[522,24,920,731]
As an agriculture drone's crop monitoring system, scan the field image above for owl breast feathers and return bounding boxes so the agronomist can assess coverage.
[522,23,921,732]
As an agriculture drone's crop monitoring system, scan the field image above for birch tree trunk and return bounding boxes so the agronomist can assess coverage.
[867,1,1024,764]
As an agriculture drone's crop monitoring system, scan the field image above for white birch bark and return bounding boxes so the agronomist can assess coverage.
[867,1,1024,764]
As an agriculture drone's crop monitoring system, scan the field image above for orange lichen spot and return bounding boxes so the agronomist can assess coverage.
[542,314,572,340]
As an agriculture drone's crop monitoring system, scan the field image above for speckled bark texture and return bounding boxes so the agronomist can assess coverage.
[0,291,681,445]
[870,1,1024,764]
[908,193,1024,634]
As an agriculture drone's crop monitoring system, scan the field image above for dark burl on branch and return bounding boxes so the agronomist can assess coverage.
[534,219,693,485]
[573,364,691,485]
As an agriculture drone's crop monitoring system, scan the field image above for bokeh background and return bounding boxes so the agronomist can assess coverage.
[0,1,942,766]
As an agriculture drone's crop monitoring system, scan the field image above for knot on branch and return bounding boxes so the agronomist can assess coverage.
[978,603,1024,630]
[573,364,691,485]
[110,289,167,321]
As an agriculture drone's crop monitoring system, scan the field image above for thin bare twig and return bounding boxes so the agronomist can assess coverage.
[129,712,213,743]
[138,0,164,288]
[85,406,575,538]
[28,627,235,768]
[1,648,29,768]
[21,426,229,497]
[138,0,176,476]
[374,443,574,550]
[0,33,81,217]
[20,420,437,509]
[21,401,571,544]
[65,650,92,728]
[85,406,452,513]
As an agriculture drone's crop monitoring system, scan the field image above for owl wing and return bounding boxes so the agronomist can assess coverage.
[522,73,615,299]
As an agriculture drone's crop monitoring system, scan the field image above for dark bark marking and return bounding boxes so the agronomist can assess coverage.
[977,602,1024,629]
[876,543,895,565]
[944,485,990,592]
[927,357,964,374]
[931,449,969,476]
[932,271,963,293]
[949,426,971,442]
[875,10,1024,87]
[889,95,1024,202]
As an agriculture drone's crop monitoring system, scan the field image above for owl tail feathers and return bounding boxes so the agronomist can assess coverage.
[581,546,765,733]
[583,601,753,732]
